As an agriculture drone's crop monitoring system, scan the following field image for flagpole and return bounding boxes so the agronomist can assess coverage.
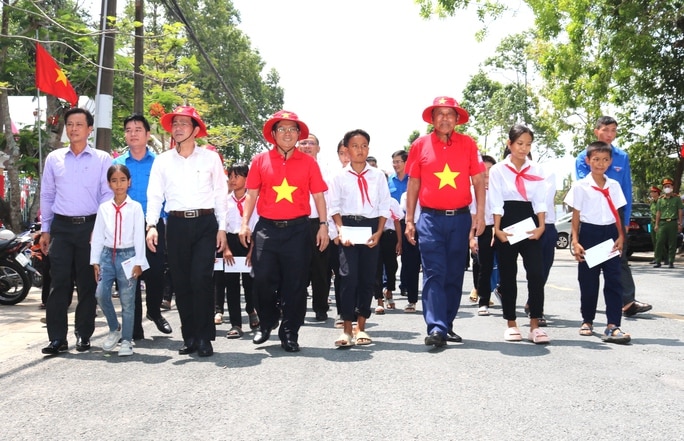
[35,31,43,179]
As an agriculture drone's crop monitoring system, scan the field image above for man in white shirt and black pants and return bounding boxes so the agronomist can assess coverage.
[146,106,228,357]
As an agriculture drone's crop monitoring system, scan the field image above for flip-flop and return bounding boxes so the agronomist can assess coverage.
[354,331,372,346]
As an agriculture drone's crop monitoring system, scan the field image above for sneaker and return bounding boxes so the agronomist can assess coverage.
[477,306,490,316]
[214,313,223,324]
[102,329,121,351]
[118,340,134,356]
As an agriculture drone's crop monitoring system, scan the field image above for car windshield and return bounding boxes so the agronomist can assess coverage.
[631,204,651,218]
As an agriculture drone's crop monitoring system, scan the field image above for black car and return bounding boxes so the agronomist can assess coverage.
[626,202,683,256]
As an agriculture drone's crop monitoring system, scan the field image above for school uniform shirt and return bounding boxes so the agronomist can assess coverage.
[544,169,557,223]
[405,131,484,210]
[226,192,258,234]
[328,164,391,220]
[246,148,327,220]
[383,198,405,231]
[469,185,494,226]
[308,163,337,240]
[90,196,147,266]
[488,156,548,216]
[563,175,626,225]
[400,191,422,223]
[146,145,228,230]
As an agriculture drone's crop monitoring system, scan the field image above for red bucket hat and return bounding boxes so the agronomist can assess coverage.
[422,96,469,125]
[160,106,208,138]
[262,110,309,145]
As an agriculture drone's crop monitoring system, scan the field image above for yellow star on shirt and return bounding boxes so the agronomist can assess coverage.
[273,177,298,203]
[434,163,459,189]
[55,68,68,86]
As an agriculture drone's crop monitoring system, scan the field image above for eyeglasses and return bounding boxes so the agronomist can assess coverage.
[392,160,405,165]
[276,127,299,134]
[298,141,317,145]
[171,121,193,128]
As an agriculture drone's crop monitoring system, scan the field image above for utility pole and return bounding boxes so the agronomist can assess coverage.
[133,0,144,114]
[94,0,117,152]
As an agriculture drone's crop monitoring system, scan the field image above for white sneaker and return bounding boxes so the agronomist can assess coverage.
[214,313,223,324]
[118,340,133,357]
[102,329,121,351]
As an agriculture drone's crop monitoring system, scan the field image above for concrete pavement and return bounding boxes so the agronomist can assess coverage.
[0,250,682,440]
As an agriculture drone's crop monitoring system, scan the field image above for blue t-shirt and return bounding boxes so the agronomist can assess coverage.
[113,148,165,219]
[575,144,632,224]
[388,172,408,203]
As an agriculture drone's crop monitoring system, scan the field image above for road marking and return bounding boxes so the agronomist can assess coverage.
[546,284,575,291]
[651,312,684,321]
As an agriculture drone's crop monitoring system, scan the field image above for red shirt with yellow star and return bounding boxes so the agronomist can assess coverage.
[405,131,484,209]
[246,148,327,219]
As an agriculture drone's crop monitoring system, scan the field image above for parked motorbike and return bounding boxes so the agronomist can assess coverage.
[0,228,33,305]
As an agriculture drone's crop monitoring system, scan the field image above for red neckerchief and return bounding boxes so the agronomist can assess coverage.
[505,164,543,200]
[349,169,372,207]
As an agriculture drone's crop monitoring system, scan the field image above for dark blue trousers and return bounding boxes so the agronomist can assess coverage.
[416,211,471,336]
[577,222,623,326]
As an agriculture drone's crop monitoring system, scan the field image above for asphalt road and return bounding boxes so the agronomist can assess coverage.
[1,250,682,440]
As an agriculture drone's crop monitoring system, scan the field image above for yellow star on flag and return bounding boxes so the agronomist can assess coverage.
[273,177,298,203]
[434,164,459,189]
[55,68,68,86]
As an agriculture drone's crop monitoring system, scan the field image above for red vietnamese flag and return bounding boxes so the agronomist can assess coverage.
[35,43,78,107]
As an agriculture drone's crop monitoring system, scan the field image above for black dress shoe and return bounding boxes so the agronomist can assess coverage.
[75,335,91,352]
[424,331,446,347]
[42,340,68,355]
[197,339,213,357]
[253,328,271,344]
[178,339,197,355]
[314,311,328,321]
[654,263,662,268]
[147,314,172,334]
[446,331,462,343]
[668,263,675,268]
[281,340,300,352]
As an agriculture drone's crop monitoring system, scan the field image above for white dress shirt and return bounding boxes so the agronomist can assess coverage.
[329,164,391,219]
[564,175,626,225]
[90,196,147,266]
[146,145,228,230]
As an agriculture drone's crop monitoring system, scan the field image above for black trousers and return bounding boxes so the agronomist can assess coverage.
[215,233,255,326]
[252,218,311,343]
[475,225,495,307]
[399,220,421,304]
[375,229,398,299]
[133,219,166,338]
[338,217,380,321]
[46,218,97,342]
[307,219,331,314]
[166,214,218,342]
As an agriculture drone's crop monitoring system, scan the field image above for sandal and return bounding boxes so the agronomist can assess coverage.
[469,288,478,303]
[248,312,260,330]
[375,305,385,315]
[504,327,522,342]
[602,326,631,344]
[404,302,416,313]
[384,289,396,310]
[354,331,372,346]
[334,332,353,347]
[477,306,490,316]
[528,328,550,344]
[226,326,244,339]
[579,323,593,336]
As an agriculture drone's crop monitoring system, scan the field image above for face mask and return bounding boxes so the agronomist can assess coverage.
[663,187,673,194]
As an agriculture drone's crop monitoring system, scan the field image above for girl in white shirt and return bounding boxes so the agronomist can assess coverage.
[91,165,147,356]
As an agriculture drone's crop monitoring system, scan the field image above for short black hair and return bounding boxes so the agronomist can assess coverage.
[595,116,618,129]
[481,155,496,166]
[343,129,370,146]
[586,141,613,158]
[392,150,408,162]
[64,108,94,127]
[228,162,249,178]
[123,114,151,132]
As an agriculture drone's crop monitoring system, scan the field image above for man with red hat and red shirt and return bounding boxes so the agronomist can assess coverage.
[146,106,228,357]
[239,110,328,352]
[404,96,485,347]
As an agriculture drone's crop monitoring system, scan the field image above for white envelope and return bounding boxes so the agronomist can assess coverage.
[502,217,537,245]
[340,226,373,245]
[121,256,150,279]
[583,239,620,268]
[223,256,251,273]
[214,257,224,271]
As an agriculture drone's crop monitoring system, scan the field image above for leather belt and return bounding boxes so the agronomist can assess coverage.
[54,214,96,224]
[168,209,214,218]
[260,216,308,228]
[661,218,675,222]
[421,207,469,216]
[342,215,369,221]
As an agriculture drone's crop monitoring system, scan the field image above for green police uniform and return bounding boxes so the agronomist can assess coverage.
[654,194,683,266]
